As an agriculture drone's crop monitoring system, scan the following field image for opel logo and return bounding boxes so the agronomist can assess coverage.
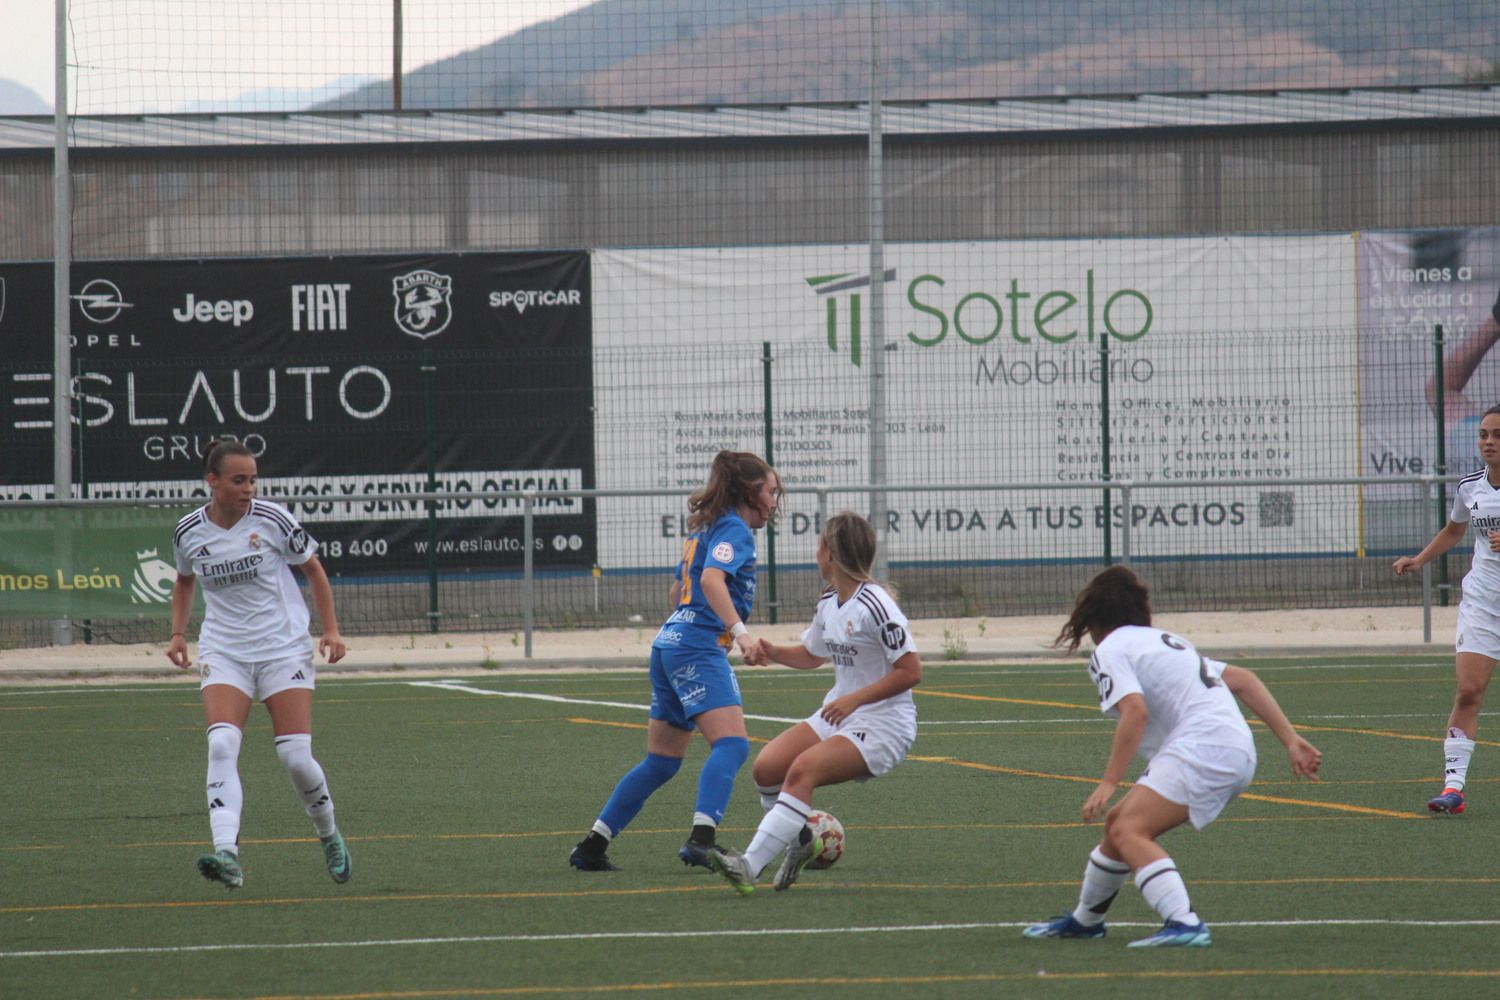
[71,278,134,324]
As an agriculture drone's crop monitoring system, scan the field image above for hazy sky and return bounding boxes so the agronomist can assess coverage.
[1,1,595,114]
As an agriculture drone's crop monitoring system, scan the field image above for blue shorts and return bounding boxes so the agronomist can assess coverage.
[649,645,742,731]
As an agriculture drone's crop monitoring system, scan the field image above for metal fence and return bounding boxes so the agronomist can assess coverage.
[0,472,1466,651]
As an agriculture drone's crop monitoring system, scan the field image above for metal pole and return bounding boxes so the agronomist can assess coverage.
[523,495,535,658]
[1119,481,1131,565]
[392,0,403,111]
[1100,331,1112,564]
[1422,479,1433,645]
[762,341,778,624]
[866,0,889,581]
[422,352,439,633]
[1434,324,1449,606]
[52,0,73,646]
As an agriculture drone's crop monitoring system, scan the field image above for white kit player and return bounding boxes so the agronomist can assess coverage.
[711,512,922,894]
[1394,403,1500,815]
[1023,566,1321,948]
[166,440,351,890]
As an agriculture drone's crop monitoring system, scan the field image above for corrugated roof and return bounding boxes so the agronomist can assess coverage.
[0,85,1496,151]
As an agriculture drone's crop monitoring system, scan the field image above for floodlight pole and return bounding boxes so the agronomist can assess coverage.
[52,0,74,646]
[53,0,71,500]
[867,0,889,580]
[392,1,404,110]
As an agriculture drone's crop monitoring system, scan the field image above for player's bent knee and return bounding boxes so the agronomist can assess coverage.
[206,723,242,763]
[641,752,684,784]
[709,735,750,768]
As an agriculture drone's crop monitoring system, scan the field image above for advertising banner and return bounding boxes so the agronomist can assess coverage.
[594,236,1361,569]
[0,506,185,618]
[0,253,595,574]
[1356,227,1500,548]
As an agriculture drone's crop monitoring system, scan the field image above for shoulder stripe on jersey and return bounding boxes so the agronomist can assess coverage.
[173,508,206,546]
[856,586,891,624]
[249,500,296,536]
[1459,469,1486,485]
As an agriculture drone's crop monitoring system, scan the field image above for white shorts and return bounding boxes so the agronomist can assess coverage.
[1456,600,1500,661]
[199,653,315,701]
[1136,742,1255,830]
[805,707,915,779]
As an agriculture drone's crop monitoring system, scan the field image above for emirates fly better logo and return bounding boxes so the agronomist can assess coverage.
[805,269,896,367]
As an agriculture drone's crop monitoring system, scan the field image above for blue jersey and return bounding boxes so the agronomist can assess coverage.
[653,510,758,652]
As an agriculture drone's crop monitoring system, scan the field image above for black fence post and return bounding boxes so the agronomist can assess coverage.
[421,350,440,632]
[1434,324,1449,606]
[762,341,778,625]
[1100,332,1112,565]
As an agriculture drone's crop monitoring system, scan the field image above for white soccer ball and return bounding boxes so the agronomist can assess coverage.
[804,810,844,869]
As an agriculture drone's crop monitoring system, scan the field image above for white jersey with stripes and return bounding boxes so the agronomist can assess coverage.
[800,582,918,726]
[1451,468,1500,609]
[172,499,319,663]
[1089,625,1253,762]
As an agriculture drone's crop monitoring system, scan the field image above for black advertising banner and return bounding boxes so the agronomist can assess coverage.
[0,253,595,574]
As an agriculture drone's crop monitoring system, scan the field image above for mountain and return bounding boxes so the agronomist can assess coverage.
[0,79,51,115]
[172,75,375,114]
[320,0,1500,112]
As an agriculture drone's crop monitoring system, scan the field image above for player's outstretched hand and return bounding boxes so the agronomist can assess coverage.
[166,635,192,669]
[1081,780,1118,822]
[735,632,761,664]
[1287,736,1322,780]
[320,631,347,664]
[1392,556,1421,576]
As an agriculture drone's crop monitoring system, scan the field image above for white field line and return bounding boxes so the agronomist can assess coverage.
[7,917,1500,960]
[402,680,1488,728]
[407,680,803,725]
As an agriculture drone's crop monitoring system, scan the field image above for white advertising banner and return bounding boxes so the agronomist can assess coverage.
[594,236,1360,570]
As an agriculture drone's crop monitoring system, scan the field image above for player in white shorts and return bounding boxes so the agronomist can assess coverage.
[711,511,921,894]
[166,440,351,890]
[1394,402,1500,815]
[1022,566,1321,948]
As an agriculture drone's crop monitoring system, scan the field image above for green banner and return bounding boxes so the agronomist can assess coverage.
[0,506,189,619]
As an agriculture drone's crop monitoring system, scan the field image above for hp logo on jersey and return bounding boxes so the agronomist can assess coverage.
[881,621,906,650]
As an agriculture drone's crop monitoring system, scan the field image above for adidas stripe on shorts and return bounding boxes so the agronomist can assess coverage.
[199,652,316,701]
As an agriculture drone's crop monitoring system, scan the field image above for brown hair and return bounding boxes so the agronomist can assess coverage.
[203,438,254,476]
[821,511,880,587]
[1053,565,1152,652]
[686,450,780,532]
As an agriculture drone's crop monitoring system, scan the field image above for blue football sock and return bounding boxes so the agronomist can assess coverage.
[694,736,750,826]
[596,752,682,837]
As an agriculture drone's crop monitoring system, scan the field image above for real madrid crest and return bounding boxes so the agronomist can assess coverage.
[248,533,262,550]
[392,269,453,339]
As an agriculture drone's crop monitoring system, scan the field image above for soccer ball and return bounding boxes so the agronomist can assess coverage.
[804,810,844,869]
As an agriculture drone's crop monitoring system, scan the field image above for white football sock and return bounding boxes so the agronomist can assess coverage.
[1071,846,1131,927]
[1136,857,1199,926]
[275,733,336,838]
[757,783,782,812]
[1444,729,1476,791]
[205,723,244,854]
[744,792,811,877]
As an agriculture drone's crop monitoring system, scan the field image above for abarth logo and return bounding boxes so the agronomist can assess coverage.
[393,269,453,339]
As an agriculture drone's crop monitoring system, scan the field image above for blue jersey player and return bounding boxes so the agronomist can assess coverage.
[570,450,781,872]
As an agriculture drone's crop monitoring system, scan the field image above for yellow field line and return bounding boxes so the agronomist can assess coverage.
[915,689,1094,710]
[1284,722,1500,748]
[15,876,1500,916]
[172,967,1500,999]
[908,755,1420,819]
[0,810,1394,855]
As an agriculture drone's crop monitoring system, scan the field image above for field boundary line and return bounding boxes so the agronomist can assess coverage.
[10,917,1500,961]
